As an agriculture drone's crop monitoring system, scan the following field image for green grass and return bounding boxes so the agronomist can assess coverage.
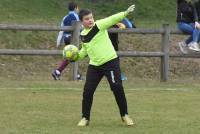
[0,0,177,26]
[0,79,200,134]
[0,2,199,132]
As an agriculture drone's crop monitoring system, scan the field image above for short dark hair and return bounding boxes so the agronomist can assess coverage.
[68,2,78,11]
[79,9,92,21]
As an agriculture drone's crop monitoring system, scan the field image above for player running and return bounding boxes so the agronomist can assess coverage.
[52,2,82,80]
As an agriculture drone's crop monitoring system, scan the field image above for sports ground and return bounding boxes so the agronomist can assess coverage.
[0,79,200,134]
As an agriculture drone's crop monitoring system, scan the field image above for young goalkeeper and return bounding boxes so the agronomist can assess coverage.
[73,5,136,127]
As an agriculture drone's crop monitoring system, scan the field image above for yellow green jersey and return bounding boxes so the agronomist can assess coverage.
[77,12,128,66]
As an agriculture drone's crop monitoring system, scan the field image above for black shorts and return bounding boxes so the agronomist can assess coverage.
[64,36,71,45]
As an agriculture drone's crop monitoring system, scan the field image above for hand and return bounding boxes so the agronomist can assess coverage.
[70,54,79,63]
[126,4,135,14]
[56,31,64,48]
[116,23,126,29]
[195,22,200,29]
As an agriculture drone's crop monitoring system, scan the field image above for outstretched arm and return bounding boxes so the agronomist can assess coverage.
[96,5,135,30]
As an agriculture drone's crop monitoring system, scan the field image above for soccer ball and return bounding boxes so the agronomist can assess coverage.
[63,45,79,61]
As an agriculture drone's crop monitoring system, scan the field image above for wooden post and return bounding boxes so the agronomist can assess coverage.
[160,24,170,82]
[71,21,81,81]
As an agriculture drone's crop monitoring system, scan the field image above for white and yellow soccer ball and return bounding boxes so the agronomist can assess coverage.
[63,45,79,61]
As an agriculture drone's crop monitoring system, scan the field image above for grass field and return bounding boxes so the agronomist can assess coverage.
[0,0,176,26]
[0,79,200,134]
[0,1,200,133]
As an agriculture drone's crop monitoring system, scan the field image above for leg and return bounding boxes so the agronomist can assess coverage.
[178,22,194,45]
[103,58,128,117]
[52,36,71,80]
[119,58,127,81]
[82,65,103,120]
[52,58,70,80]
[198,35,200,43]
[57,36,71,73]
[192,28,200,43]
[57,59,69,73]
[179,23,200,44]
[103,59,134,126]
[187,24,200,51]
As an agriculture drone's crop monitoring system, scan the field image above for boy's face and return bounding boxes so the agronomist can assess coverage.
[82,13,94,29]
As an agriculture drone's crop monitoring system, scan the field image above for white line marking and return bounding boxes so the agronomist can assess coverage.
[0,87,192,91]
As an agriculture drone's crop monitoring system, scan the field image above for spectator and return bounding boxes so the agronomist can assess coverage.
[52,2,83,80]
[177,0,200,54]
[109,18,136,80]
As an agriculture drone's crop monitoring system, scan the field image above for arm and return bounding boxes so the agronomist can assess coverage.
[193,3,200,29]
[96,5,135,30]
[56,18,65,48]
[193,3,199,22]
[56,31,64,48]
[96,12,128,30]
[74,45,88,61]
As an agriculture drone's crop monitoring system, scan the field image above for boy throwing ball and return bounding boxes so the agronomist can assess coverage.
[71,4,135,127]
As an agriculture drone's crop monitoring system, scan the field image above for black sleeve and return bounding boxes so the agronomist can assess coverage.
[80,24,99,43]
[179,2,192,13]
[193,4,199,22]
[194,2,200,21]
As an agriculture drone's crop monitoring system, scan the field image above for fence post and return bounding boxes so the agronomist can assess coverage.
[160,24,170,82]
[71,21,81,81]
